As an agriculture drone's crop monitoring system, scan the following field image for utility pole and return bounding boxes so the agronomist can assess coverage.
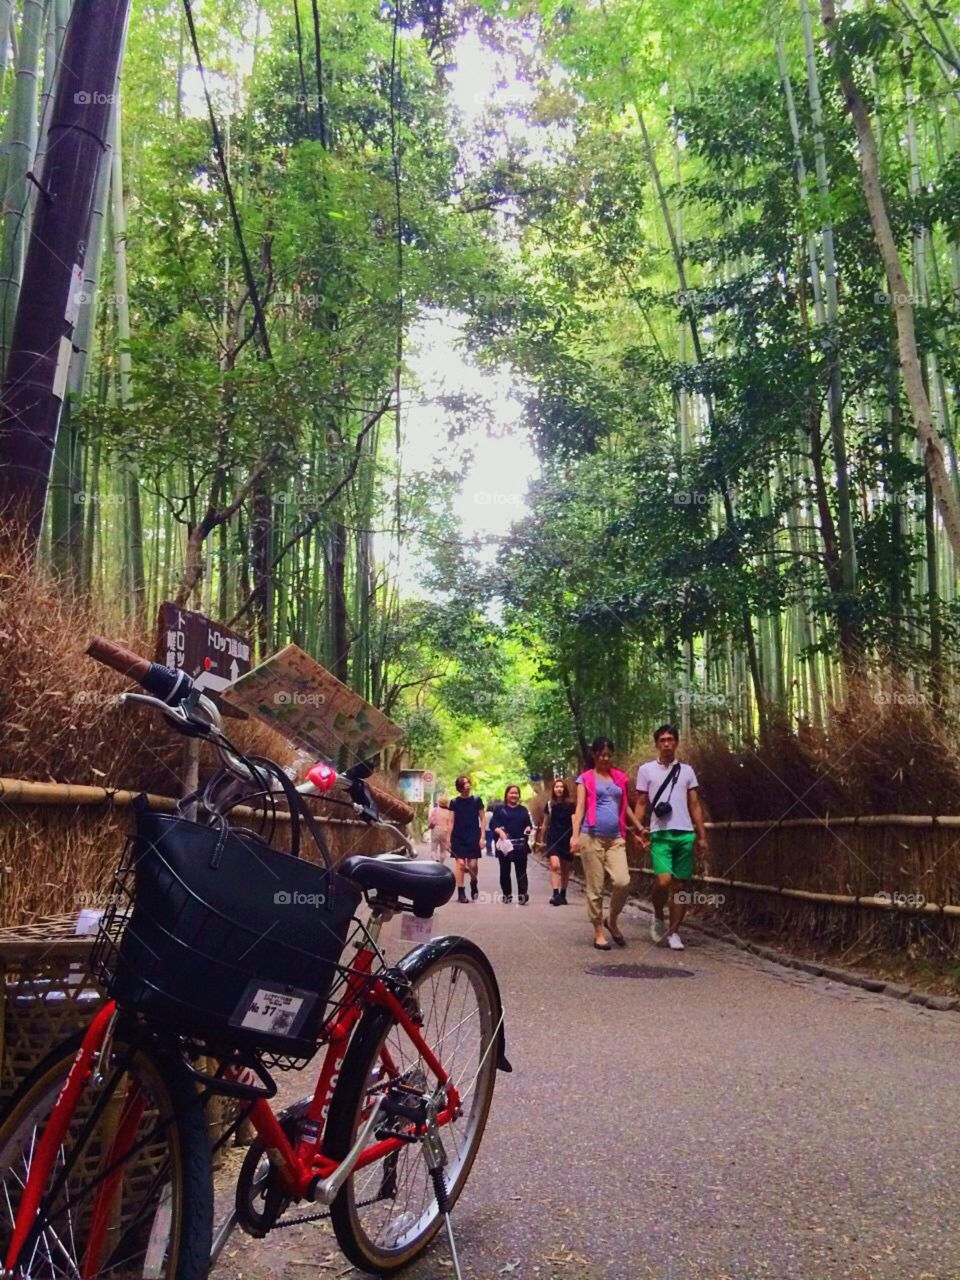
[0,0,130,547]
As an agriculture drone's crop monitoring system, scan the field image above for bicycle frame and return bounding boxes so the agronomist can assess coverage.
[4,935,461,1277]
[246,939,460,1202]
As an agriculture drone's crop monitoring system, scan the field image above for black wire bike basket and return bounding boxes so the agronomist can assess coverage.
[93,799,365,1063]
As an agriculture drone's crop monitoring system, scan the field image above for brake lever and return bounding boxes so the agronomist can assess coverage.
[348,777,380,823]
[120,692,211,737]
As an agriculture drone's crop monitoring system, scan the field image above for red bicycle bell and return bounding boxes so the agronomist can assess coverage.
[307,760,337,792]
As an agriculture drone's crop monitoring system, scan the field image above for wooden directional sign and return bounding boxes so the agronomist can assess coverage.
[156,603,252,696]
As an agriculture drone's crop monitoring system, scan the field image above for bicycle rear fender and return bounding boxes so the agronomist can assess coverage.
[389,935,512,1072]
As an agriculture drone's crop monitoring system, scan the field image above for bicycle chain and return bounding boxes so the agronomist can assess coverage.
[269,1190,389,1229]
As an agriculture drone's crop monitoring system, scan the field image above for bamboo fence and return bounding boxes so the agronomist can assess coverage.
[532,810,960,956]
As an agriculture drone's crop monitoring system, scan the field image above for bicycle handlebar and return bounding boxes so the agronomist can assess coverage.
[86,636,411,848]
[87,636,193,705]
[86,636,151,681]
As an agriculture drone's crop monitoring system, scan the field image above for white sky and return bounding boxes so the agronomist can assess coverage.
[395,31,540,585]
[183,23,541,582]
[401,309,537,542]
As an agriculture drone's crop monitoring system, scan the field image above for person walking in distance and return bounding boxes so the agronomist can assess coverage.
[427,795,453,862]
[484,802,497,857]
[635,724,709,951]
[571,738,643,949]
[449,775,483,902]
[539,778,574,905]
[492,784,533,904]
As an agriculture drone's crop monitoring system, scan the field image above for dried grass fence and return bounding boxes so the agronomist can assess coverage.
[0,777,413,1101]
[0,775,413,926]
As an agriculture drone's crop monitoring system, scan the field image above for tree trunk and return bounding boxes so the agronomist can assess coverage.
[924,472,943,704]
[886,357,906,668]
[0,0,131,544]
[250,479,272,655]
[326,518,349,682]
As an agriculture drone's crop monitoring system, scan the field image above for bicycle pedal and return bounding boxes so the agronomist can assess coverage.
[375,1124,418,1144]
[380,1091,428,1126]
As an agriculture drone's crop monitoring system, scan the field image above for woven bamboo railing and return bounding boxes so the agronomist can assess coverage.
[0,776,413,827]
[703,814,960,830]
[536,809,960,919]
[630,867,960,917]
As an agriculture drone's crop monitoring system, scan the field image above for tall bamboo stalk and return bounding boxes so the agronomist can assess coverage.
[109,99,145,616]
[800,0,859,659]
[0,0,43,370]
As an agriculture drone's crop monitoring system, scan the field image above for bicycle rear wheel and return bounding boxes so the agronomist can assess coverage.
[0,1030,212,1279]
[323,939,501,1274]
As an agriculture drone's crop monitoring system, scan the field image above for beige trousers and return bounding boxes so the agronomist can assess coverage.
[579,834,630,925]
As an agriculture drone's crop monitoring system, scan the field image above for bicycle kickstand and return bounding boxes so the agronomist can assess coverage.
[421,1113,464,1280]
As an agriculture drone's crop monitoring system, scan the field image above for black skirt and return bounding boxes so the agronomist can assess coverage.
[545,801,574,859]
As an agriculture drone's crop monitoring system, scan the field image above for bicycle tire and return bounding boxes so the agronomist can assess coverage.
[0,1028,213,1280]
[323,938,501,1274]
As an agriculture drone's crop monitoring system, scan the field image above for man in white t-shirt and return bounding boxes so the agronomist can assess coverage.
[635,724,708,951]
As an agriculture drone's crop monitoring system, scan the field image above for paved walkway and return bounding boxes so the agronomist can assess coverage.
[212,855,960,1280]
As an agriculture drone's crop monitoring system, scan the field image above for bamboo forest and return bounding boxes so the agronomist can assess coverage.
[2,0,960,791]
[4,6,960,1280]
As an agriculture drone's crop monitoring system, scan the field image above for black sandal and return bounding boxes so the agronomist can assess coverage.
[593,939,612,951]
[604,918,627,947]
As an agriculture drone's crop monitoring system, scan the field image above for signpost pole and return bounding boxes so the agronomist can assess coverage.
[182,739,200,818]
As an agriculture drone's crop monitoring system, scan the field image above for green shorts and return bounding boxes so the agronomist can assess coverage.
[650,830,695,880]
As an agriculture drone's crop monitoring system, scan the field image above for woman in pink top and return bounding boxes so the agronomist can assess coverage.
[571,737,643,949]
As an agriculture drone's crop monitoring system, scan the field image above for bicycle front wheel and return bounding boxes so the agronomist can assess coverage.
[324,938,502,1274]
[0,1029,213,1279]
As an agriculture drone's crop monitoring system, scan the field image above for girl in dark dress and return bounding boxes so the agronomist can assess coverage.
[540,777,574,906]
[449,774,483,903]
[492,784,533,904]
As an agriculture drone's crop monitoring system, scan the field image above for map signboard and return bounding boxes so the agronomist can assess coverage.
[222,643,402,766]
[397,770,426,804]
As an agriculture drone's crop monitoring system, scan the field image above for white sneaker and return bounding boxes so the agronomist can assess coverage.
[650,916,667,943]
[666,932,685,951]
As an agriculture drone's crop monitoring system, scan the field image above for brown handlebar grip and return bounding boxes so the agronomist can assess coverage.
[86,636,152,683]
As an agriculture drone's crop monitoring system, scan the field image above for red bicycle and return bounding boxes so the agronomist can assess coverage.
[0,638,509,1279]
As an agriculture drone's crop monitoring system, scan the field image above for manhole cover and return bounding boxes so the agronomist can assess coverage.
[584,963,695,979]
